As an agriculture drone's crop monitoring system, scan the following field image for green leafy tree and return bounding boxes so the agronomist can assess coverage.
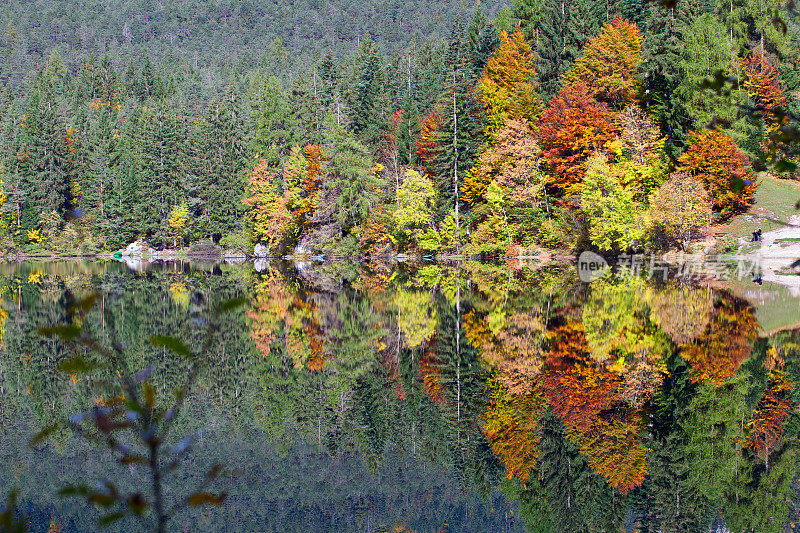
[581,154,647,252]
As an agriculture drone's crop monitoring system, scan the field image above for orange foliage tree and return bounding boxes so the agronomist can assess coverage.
[477,29,543,136]
[464,309,545,395]
[542,318,648,493]
[415,110,441,177]
[680,296,758,385]
[741,51,786,123]
[562,17,642,107]
[244,159,296,250]
[462,119,542,206]
[359,204,396,256]
[740,51,788,161]
[746,371,792,459]
[482,382,547,482]
[678,130,758,215]
[538,82,617,192]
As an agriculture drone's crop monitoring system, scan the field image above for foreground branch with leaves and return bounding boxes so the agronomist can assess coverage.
[21,293,247,532]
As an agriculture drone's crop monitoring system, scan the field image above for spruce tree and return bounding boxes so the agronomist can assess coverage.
[536,0,574,99]
[136,104,185,246]
[249,74,293,168]
[19,70,72,233]
[190,91,247,240]
[348,36,387,148]
[433,59,486,222]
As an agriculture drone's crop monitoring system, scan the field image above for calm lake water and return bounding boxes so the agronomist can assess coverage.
[1,258,800,532]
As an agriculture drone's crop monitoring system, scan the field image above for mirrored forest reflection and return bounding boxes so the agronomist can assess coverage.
[0,259,799,532]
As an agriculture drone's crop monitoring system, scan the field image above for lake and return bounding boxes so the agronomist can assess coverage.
[1,258,799,532]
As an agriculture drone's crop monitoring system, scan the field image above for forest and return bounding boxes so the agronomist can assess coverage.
[0,0,798,257]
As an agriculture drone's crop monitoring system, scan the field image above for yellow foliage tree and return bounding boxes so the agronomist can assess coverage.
[649,171,712,249]
[563,16,642,107]
[477,29,543,136]
[394,287,438,348]
[167,203,190,249]
[462,119,543,206]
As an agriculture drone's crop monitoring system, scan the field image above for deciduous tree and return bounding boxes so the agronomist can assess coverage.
[678,129,757,215]
[563,17,643,107]
[477,29,543,136]
[538,83,617,192]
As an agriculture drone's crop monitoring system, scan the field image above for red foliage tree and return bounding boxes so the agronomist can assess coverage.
[415,110,441,177]
[678,130,758,215]
[538,82,617,192]
[542,319,647,494]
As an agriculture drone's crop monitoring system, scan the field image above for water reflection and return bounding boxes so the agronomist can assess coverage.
[0,259,799,532]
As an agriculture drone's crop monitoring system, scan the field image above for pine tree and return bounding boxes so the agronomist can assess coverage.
[136,104,185,246]
[18,69,72,233]
[249,74,293,168]
[84,105,117,231]
[349,35,387,147]
[190,90,247,240]
[641,3,692,159]
[433,67,486,223]
[320,119,385,234]
[466,8,500,76]
[536,0,574,99]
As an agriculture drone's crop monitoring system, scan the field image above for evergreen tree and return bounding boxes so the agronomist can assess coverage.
[190,91,247,240]
[348,35,387,147]
[135,104,185,245]
[249,74,293,168]
[536,0,574,99]
[642,4,692,158]
[18,69,72,233]
[321,118,385,234]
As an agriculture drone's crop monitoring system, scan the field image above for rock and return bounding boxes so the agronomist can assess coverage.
[253,243,269,258]
[294,244,310,256]
[254,258,269,272]
[121,240,149,258]
[396,253,408,262]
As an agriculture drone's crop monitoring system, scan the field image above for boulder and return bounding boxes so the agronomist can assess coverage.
[121,240,148,258]
[253,243,269,258]
[254,258,269,273]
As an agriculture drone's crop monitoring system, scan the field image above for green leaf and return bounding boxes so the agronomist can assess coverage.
[219,297,248,312]
[57,356,101,373]
[98,511,126,525]
[187,492,226,506]
[38,325,81,340]
[149,335,193,358]
[29,423,60,447]
[58,485,90,497]
[143,382,156,409]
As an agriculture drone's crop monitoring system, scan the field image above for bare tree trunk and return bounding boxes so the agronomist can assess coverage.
[453,70,460,255]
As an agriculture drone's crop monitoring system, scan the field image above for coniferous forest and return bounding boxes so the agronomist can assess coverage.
[0,0,798,257]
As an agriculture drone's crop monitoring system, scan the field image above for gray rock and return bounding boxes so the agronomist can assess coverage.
[253,243,269,258]
[122,240,149,258]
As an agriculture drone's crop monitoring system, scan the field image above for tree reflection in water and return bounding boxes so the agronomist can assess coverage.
[0,259,798,532]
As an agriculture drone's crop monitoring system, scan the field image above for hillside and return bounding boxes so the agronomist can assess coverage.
[0,0,504,88]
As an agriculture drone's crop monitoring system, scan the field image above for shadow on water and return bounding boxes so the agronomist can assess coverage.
[1,258,800,532]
